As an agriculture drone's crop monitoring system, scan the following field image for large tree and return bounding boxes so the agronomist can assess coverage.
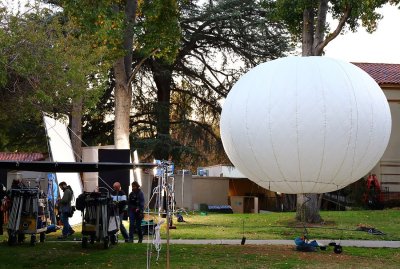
[151,0,290,162]
[82,0,291,166]
[272,0,400,223]
[60,0,181,150]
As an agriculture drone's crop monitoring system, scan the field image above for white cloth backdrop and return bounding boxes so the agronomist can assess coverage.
[44,115,83,225]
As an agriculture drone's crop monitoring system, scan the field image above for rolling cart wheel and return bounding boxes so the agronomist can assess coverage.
[8,234,17,246]
[30,235,36,246]
[334,245,343,254]
[39,232,45,243]
[103,236,110,249]
[82,237,88,248]
[110,234,118,245]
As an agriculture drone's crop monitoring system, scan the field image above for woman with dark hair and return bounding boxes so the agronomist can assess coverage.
[127,181,144,243]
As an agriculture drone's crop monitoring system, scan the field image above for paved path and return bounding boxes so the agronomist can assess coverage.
[111,239,400,248]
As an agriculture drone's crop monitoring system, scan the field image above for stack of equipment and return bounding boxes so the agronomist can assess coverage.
[78,190,119,249]
[7,187,49,246]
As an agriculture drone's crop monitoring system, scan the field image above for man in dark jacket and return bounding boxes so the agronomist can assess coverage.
[111,181,129,242]
[58,181,74,239]
[128,181,145,243]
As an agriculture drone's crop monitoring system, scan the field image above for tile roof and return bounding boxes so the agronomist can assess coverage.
[352,63,400,85]
[0,152,46,161]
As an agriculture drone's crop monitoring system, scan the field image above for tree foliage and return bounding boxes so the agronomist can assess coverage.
[272,0,400,56]
[83,0,292,168]
[58,0,181,149]
[0,5,108,151]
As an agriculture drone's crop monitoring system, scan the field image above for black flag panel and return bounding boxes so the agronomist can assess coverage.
[98,149,131,195]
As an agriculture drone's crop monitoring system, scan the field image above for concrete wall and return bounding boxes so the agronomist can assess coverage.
[173,172,193,210]
[203,165,246,178]
[191,176,229,210]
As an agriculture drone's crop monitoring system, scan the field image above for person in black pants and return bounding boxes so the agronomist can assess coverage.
[127,181,144,243]
[111,181,129,242]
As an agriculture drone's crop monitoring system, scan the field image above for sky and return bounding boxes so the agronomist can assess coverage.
[324,4,400,64]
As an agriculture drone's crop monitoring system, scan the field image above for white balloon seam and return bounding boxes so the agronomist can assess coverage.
[245,70,271,185]
[265,62,296,193]
[310,60,327,193]
[223,75,260,185]
[267,61,298,194]
[331,61,359,188]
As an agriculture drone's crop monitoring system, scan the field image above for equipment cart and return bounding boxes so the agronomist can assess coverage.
[7,187,49,246]
[79,190,119,249]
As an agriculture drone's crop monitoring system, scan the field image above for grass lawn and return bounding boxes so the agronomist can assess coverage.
[167,209,400,240]
[0,242,399,269]
[0,209,399,268]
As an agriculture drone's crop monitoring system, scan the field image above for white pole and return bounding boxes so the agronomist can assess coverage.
[181,170,185,208]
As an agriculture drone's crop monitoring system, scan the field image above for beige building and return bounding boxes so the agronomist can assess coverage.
[354,63,400,197]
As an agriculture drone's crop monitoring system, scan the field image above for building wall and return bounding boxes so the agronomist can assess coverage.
[173,172,193,210]
[371,87,400,193]
[204,165,246,178]
[191,176,229,209]
[229,178,278,211]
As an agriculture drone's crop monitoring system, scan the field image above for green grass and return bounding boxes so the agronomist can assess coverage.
[166,209,400,240]
[26,209,399,241]
[0,209,399,268]
[0,242,399,268]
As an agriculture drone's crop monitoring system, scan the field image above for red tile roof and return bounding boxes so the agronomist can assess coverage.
[352,63,400,85]
[0,152,46,161]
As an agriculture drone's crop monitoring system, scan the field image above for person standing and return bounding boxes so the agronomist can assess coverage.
[0,184,7,235]
[128,181,145,243]
[111,181,129,242]
[57,181,74,239]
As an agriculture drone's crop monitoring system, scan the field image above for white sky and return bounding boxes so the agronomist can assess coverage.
[324,4,400,64]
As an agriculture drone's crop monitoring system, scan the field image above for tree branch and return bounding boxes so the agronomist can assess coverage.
[313,0,329,54]
[127,48,160,86]
[315,4,352,55]
[170,118,220,142]
[173,87,221,114]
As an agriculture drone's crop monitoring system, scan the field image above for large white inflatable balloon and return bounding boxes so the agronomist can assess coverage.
[220,56,391,194]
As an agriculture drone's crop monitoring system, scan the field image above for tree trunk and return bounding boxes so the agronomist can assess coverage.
[302,6,314,56]
[70,97,83,161]
[114,59,132,149]
[283,194,296,211]
[296,194,323,223]
[313,0,329,53]
[151,60,173,160]
[296,2,327,223]
[113,0,137,149]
